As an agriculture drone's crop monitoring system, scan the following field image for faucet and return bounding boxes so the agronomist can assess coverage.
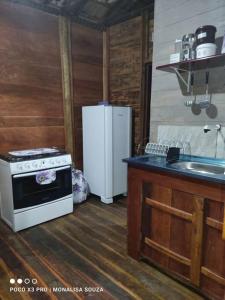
[203,124,221,158]
[203,124,221,133]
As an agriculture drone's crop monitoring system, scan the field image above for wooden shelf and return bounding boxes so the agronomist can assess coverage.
[156,53,225,73]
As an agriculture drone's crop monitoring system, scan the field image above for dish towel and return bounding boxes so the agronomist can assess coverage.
[36,170,56,185]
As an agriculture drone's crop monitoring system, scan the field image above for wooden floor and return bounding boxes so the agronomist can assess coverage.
[0,197,204,300]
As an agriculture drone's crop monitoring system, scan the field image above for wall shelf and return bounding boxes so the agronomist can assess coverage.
[156,53,225,73]
[156,53,225,92]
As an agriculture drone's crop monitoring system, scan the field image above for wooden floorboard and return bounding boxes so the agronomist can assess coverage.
[0,197,204,300]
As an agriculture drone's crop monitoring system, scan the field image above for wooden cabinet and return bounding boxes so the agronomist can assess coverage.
[201,199,225,300]
[127,166,225,300]
[142,185,203,285]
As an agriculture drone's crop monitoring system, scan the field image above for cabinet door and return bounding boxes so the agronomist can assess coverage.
[141,182,204,285]
[201,199,225,300]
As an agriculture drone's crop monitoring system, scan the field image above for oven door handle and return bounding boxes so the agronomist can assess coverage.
[13,166,71,178]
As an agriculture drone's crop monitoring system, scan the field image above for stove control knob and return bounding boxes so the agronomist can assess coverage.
[25,163,31,170]
[32,162,38,169]
[17,164,23,171]
[50,160,55,165]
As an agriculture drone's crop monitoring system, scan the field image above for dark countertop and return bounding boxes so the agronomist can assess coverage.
[123,154,225,185]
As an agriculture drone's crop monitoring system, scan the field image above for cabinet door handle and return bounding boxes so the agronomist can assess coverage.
[223,205,225,240]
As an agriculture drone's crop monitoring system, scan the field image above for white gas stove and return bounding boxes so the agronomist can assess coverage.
[0,147,73,232]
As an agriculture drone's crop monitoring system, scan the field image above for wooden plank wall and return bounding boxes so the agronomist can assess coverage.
[71,24,103,169]
[109,16,154,153]
[0,1,65,153]
[109,17,142,153]
[151,0,225,141]
[59,17,75,158]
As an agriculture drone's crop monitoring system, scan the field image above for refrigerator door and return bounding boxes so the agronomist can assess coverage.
[82,106,106,198]
[112,107,132,195]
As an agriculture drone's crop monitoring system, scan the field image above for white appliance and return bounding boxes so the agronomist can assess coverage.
[0,148,73,232]
[82,105,132,204]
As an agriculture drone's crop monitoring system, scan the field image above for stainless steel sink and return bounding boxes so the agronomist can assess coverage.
[170,161,225,175]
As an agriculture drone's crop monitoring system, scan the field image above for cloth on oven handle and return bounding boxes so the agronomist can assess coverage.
[36,170,56,185]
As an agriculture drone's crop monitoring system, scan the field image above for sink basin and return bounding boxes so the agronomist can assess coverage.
[170,161,225,175]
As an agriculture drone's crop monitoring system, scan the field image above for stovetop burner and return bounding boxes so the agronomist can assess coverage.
[0,147,67,162]
[9,148,59,157]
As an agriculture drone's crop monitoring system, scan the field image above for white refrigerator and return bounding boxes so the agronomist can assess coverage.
[82,105,132,204]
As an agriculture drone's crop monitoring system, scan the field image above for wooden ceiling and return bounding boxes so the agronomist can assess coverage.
[8,0,154,30]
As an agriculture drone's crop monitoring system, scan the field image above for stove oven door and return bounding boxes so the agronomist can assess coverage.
[12,165,72,210]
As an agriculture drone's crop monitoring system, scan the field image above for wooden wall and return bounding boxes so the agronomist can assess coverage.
[109,16,153,153]
[71,24,103,169]
[0,1,65,153]
[109,17,142,152]
[151,0,225,141]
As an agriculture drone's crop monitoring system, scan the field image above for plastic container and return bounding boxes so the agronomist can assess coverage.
[196,43,216,58]
[72,169,89,204]
[195,25,216,46]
